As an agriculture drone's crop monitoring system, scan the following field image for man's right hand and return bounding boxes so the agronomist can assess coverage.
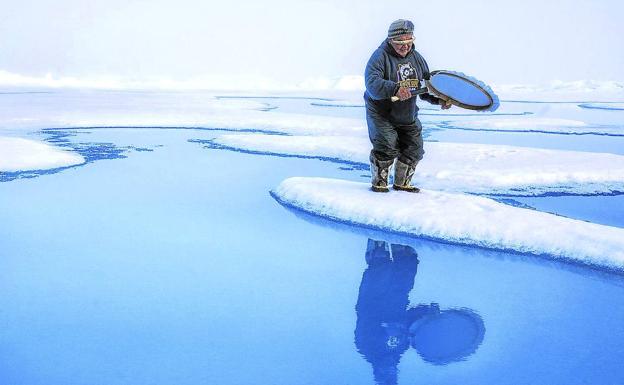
[396,86,412,101]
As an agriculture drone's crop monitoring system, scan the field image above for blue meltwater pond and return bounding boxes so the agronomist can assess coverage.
[1,96,624,385]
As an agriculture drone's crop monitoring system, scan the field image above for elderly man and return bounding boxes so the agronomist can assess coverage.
[365,19,450,193]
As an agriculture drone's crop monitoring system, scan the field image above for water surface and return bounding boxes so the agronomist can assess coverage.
[1,94,623,385]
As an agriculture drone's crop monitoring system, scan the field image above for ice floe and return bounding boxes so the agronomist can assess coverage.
[0,91,283,131]
[0,136,84,172]
[0,70,366,93]
[42,112,365,136]
[0,90,366,136]
[272,177,624,270]
[210,134,624,196]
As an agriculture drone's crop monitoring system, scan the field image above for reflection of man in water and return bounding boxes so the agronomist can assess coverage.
[355,239,419,384]
[354,239,485,385]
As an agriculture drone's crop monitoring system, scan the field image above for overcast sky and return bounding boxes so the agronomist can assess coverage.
[1,0,622,87]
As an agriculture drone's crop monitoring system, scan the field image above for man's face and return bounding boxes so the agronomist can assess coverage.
[389,33,414,57]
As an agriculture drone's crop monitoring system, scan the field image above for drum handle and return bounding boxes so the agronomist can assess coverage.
[390,84,430,102]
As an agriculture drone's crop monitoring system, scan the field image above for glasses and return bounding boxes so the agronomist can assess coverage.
[391,38,414,45]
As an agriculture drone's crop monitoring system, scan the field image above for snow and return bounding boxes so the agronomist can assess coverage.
[494,80,624,102]
[0,91,273,129]
[0,136,84,172]
[273,177,624,269]
[310,100,364,108]
[212,133,624,195]
[3,69,622,102]
[0,70,367,93]
[49,112,365,136]
[141,112,365,136]
[297,75,365,91]
[448,117,586,129]
[0,70,293,92]
[0,90,365,135]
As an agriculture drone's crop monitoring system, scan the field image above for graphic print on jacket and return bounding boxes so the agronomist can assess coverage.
[397,62,421,92]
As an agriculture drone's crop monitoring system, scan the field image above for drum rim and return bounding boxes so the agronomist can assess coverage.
[427,70,494,111]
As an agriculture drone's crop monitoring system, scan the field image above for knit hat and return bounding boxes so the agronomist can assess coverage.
[387,19,414,39]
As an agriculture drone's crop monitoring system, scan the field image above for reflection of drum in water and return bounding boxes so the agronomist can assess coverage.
[409,304,486,365]
[355,240,487,384]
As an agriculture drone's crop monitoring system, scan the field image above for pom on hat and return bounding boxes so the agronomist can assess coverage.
[388,19,414,39]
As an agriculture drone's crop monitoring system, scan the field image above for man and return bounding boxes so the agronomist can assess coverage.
[364,19,451,193]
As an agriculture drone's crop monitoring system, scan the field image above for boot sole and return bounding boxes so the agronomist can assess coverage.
[392,185,420,193]
[371,186,390,193]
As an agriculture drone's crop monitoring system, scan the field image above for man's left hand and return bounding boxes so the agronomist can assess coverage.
[440,99,452,110]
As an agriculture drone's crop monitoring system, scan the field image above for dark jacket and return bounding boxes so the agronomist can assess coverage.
[364,40,441,125]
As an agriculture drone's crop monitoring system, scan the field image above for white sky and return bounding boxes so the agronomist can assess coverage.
[1,0,622,86]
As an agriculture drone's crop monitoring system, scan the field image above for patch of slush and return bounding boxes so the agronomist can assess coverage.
[439,117,624,136]
[272,177,624,270]
[0,136,84,172]
[209,134,624,196]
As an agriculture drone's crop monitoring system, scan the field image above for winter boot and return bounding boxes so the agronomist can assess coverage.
[370,152,394,193]
[393,159,420,193]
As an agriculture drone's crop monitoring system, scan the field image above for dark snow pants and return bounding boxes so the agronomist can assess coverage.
[366,108,424,166]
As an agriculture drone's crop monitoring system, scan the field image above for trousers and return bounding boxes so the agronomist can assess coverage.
[366,108,424,165]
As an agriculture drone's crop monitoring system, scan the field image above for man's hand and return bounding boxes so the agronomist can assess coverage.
[396,86,412,101]
[440,98,452,110]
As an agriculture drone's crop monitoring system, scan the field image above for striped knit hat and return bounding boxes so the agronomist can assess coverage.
[387,19,414,39]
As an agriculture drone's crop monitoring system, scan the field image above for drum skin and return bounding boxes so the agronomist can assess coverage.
[427,70,499,111]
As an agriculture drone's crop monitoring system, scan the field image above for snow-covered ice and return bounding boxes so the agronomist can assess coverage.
[211,133,624,195]
[40,112,364,136]
[0,136,84,172]
[273,177,624,270]
[0,91,284,131]
[494,80,624,102]
[2,71,623,100]
[0,90,366,136]
[310,100,364,108]
[452,117,587,129]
